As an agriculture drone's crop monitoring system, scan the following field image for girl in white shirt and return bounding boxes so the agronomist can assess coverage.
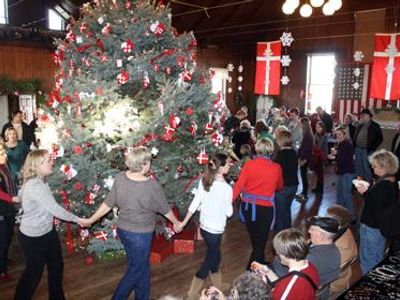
[179,153,233,300]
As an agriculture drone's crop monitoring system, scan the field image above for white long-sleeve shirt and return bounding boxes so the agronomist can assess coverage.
[188,180,233,234]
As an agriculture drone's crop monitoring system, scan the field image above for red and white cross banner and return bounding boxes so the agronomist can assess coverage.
[370,33,400,100]
[254,41,281,95]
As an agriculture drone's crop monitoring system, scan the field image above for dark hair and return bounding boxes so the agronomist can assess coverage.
[12,110,22,117]
[255,119,269,136]
[202,153,228,192]
[289,108,300,115]
[300,117,313,138]
[316,121,326,134]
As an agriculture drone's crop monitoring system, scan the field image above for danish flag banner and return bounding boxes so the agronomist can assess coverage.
[254,41,281,95]
[370,33,400,100]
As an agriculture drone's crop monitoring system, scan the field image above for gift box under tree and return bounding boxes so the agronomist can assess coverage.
[173,227,197,254]
[150,235,173,265]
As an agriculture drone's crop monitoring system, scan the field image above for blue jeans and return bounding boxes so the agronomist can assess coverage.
[274,185,298,233]
[113,229,153,300]
[354,147,372,182]
[359,223,386,275]
[337,173,356,220]
[196,229,222,279]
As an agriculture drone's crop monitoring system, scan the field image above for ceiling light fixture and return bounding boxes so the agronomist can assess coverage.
[282,0,342,17]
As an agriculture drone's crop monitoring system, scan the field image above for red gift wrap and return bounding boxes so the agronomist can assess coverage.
[173,228,197,254]
[150,236,173,265]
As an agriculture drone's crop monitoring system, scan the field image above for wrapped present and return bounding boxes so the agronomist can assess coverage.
[150,236,173,265]
[173,228,197,254]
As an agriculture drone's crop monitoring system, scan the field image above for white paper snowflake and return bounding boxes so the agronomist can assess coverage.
[386,64,396,74]
[228,87,233,93]
[227,76,233,83]
[353,68,361,77]
[227,63,234,72]
[352,82,360,90]
[76,36,83,44]
[238,86,243,91]
[280,32,294,47]
[281,55,292,67]
[238,65,244,72]
[386,44,398,58]
[238,76,243,82]
[98,16,104,24]
[281,75,290,85]
[151,147,159,156]
[353,51,364,62]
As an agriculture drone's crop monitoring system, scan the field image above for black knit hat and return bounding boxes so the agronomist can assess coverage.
[308,216,339,234]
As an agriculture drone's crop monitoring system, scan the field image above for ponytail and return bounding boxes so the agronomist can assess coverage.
[201,153,228,192]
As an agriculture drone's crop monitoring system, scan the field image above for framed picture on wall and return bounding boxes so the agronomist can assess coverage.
[19,94,37,124]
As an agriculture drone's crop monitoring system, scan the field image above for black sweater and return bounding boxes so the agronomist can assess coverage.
[274,148,299,187]
[360,179,398,229]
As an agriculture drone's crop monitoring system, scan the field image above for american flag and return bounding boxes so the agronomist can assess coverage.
[334,64,397,123]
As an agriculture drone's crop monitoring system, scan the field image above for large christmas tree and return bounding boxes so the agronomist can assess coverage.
[38,0,225,257]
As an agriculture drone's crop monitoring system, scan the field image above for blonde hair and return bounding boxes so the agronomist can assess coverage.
[5,127,17,141]
[255,138,274,155]
[276,130,292,148]
[125,146,151,172]
[22,149,49,184]
[369,149,399,176]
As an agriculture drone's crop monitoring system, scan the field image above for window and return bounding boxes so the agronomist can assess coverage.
[210,68,228,102]
[0,0,8,24]
[305,54,336,114]
[48,8,65,30]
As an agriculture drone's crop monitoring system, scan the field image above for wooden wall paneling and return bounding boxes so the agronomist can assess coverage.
[0,44,56,92]
[353,9,386,63]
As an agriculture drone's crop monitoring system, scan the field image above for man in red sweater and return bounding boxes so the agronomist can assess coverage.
[233,138,283,269]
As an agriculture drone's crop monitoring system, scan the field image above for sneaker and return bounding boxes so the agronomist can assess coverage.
[0,272,12,282]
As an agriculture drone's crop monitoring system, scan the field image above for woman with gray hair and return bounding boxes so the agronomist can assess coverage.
[356,149,399,275]
[233,138,283,269]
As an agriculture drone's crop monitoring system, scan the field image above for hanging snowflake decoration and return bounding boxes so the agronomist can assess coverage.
[238,86,243,91]
[238,65,244,73]
[352,82,360,90]
[227,63,234,72]
[385,44,398,58]
[281,75,290,85]
[281,55,292,67]
[353,68,361,77]
[353,51,364,62]
[227,76,233,83]
[228,87,233,94]
[238,76,243,82]
[385,64,395,75]
[280,32,294,47]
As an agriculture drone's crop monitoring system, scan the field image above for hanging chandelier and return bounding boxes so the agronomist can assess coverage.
[282,0,342,17]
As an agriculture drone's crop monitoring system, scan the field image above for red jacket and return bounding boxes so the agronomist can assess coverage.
[233,157,283,207]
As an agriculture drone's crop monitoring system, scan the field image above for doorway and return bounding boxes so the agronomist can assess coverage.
[305,54,336,114]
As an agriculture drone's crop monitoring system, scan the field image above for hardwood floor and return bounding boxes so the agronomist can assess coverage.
[1,165,362,300]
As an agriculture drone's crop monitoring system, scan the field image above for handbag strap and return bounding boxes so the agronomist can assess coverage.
[272,270,318,291]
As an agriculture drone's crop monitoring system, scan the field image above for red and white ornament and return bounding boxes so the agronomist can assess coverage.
[143,75,150,88]
[66,31,76,42]
[204,112,214,134]
[60,164,77,180]
[211,131,223,146]
[189,122,197,136]
[169,114,180,129]
[180,70,192,82]
[196,149,209,165]
[150,21,165,37]
[101,23,112,35]
[94,230,108,241]
[213,92,225,112]
[85,191,96,205]
[121,39,134,53]
[117,69,129,84]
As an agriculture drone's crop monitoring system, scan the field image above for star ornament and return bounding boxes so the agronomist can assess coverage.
[281,75,290,85]
[280,32,294,47]
[281,55,292,67]
[385,44,398,58]
[353,51,364,62]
